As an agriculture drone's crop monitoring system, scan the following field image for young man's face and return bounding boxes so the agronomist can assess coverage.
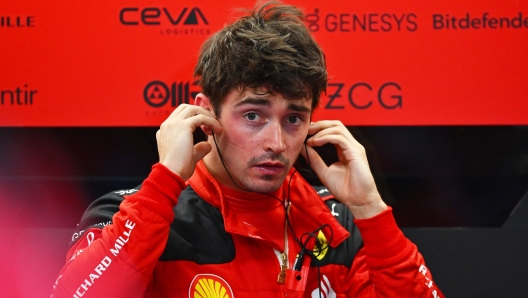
[206,87,312,193]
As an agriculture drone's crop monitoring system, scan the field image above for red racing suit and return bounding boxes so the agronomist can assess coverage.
[51,161,443,297]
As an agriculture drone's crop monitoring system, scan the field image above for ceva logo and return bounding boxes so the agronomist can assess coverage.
[120,7,208,26]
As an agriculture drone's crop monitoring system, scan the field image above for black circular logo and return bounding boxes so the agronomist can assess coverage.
[144,81,169,107]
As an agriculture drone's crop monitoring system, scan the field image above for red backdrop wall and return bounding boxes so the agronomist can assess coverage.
[2,0,527,126]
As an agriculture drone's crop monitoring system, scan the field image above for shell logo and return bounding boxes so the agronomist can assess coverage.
[313,230,329,260]
[189,274,234,298]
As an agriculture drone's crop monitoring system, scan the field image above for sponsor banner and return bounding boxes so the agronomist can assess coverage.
[1,0,527,126]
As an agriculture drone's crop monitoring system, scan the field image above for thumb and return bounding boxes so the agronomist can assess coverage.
[301,145,328,182]
[192,142,212,164]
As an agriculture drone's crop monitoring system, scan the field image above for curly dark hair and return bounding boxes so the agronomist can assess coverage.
[193,1,327,115]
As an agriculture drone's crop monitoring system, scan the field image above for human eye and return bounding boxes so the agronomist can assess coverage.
[285,115,303,125]
[244,112,261,122]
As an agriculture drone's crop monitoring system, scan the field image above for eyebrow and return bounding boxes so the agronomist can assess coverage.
[234,97,270,108]
[234,97,311,113]
[287,102,311,113]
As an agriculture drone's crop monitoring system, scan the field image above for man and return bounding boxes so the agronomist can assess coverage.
[52,2,443,297]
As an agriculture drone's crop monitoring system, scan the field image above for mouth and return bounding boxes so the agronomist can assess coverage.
[253,162,285,175]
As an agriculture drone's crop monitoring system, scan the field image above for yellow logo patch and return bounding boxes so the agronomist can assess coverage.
[313,230,329,261]
[190,274,234,298]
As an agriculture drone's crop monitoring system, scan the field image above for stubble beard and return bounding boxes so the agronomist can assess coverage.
[232,153,291,193]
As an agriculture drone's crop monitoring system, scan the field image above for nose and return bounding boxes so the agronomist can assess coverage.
[264,122,287,154]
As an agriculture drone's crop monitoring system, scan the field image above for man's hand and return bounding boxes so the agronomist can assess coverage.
[302,121,387,219]
[156,104,223,180]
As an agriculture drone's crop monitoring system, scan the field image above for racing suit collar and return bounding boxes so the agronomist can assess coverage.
[188,160,350,248]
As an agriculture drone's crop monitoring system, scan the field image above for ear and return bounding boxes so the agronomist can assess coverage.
[194,93,213,112]
[194,93,216,136]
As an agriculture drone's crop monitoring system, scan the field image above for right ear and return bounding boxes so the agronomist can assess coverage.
[194,93,216,135]
[194,93,213,113]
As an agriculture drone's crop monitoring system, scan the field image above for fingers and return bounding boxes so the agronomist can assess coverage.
[157,104,221,179]
[162,104,223,134]
[307,121,357,147]
[306,120,366,161]
[300,144,328,181]
[308,120,345,135]
[192,142,212,165]
[184,114,224,134]
[308,121,352,141]
[308,133,351,150]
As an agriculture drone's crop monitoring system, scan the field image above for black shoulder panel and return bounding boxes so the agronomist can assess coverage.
[312,185,332,198]
[71,184,234,264]
[159,186,236,264]
[310,198,364,268]
[69,186,140,248]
